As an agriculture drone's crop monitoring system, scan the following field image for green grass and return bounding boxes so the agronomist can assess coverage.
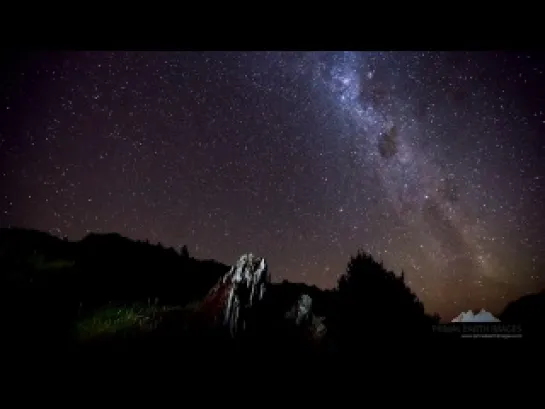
[76,302,182,340]
[26,253,75,271]
[40,259,75,270]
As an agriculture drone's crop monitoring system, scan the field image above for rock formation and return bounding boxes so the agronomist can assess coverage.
[200,254,328,343]
[286,293,313,326]
[286,293,327,341]
[202,253,270,337]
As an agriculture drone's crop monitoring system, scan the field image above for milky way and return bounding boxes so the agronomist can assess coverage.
[1,51,544,319]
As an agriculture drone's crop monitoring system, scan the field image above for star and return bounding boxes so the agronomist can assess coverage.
[1,50,544,319]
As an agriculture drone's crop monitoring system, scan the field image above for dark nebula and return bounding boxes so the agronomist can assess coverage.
[378,125,398,159]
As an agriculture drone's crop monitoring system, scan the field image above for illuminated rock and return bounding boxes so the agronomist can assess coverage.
[202,253,270,337]
[286,293,327,341]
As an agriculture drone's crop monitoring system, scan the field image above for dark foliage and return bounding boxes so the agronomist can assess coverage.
[326,250,439,351]
[499,289,545,337]
[75,232,228,310]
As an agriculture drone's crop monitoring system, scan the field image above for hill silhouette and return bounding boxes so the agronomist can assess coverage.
[1,227,543,352]
[1,227,229,346]
[500,289,545,337]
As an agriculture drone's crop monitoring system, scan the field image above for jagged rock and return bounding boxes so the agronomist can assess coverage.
[286,293,327,341]
[201,280,232,325]
[310,315,327,340]
[287,293,313,326]
[201,253,270,337]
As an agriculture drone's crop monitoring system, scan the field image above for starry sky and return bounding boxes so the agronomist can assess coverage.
[1,51,544,320]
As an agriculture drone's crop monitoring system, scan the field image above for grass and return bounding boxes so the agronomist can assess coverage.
[39,259,75,270]
[27,253,75,271]
[76,301,182,340]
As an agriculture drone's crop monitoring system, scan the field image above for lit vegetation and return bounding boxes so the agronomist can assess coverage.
[76,302,181,339]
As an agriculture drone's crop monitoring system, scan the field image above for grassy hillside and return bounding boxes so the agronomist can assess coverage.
[1,227,229,344]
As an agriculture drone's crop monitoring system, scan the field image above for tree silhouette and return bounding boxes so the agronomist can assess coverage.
[500,288,545,337]
[327,250,436,351]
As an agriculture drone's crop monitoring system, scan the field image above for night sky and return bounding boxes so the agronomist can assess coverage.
[2,51,544,320]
